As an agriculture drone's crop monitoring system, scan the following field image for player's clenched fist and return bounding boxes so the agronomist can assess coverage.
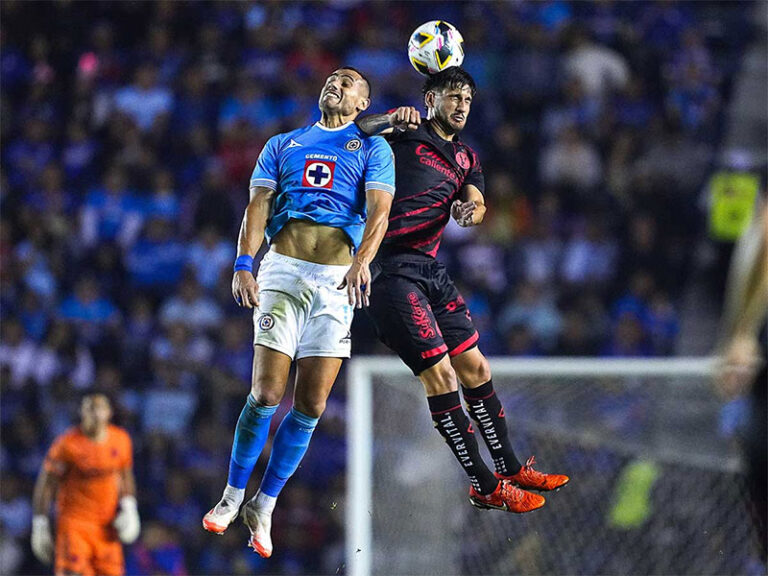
[389,106,421,132]
[233,270,260,308]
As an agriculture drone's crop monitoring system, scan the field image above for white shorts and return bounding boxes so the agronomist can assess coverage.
[253,250,353,360]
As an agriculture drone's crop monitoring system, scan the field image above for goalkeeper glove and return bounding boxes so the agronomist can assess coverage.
[113,495,141,544]
[31,515,53,564]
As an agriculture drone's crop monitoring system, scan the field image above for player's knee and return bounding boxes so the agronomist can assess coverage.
[293,397,326,419]
[473,355,492,385]
[456,354,491,387]
[251,388,283,407]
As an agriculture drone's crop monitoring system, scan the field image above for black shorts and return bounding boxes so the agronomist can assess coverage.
[367,253,478,375]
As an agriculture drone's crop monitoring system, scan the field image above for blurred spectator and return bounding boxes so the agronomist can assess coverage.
[563,27,630,99]
[186,225,232,290]
[540,126,603,191]
[58,276,121,342]
[80,166,144,249]
[114,64,174,132]
[159,274,223,332]
[499,282,562,352]
[125,219,186,294]
[561,217,618,288]
[0,319,39,388]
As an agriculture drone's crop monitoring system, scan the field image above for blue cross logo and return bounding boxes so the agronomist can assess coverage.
[305,162,333,187]
[308,164,329,184]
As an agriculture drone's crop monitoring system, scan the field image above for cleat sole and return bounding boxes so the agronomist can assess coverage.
[202,518,229,534]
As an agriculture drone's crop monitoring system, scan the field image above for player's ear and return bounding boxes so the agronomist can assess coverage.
[424,90,435,110]
[357,97,371,112]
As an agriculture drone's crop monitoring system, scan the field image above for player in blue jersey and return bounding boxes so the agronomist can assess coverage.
[202,67,396,557]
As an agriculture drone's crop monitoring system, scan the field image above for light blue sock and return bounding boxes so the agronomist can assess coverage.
[259,408,319,497]
[227,394,279,489]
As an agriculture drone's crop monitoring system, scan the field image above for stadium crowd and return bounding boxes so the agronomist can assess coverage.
[0,1,759,574]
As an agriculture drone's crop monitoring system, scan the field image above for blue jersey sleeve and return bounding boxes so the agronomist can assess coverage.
[364,136,395,196]
[250,135,282,191]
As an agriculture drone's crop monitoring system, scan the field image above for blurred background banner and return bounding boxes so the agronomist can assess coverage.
[1,1,765,575]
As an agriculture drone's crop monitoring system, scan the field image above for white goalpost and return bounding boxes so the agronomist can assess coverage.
[345,356,762,576]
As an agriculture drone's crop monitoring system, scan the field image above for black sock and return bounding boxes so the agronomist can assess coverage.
[428,391,498,495]
[462,380,523,476]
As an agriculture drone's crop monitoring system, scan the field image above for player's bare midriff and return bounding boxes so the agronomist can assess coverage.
[271,219,352,265]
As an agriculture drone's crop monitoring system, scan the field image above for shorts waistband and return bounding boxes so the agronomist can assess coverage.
[264,249,350,274]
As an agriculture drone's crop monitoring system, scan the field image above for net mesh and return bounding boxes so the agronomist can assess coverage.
[366,368,764,576]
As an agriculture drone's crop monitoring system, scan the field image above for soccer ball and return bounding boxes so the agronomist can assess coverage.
[407,20,465,76]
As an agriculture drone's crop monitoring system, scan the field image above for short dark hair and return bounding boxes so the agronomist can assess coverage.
[338,65,371,98]
[422,67,476,98]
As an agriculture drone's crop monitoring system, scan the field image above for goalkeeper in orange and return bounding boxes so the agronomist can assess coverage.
[31,393,140,576]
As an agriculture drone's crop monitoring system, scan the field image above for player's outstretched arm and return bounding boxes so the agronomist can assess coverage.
[114,467,141,544]
[451,184,486,227]
[715,201,768,398]
[233,186,276,309]
[31,467,57,564]
[338,188,393,308]
[356,106,421,136]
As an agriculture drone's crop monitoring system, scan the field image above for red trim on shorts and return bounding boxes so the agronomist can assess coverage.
[449,331,479,357]
[430,404,462,416]
[421,343,448,359]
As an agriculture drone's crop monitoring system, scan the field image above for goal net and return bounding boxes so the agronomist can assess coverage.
[346,357,764,576]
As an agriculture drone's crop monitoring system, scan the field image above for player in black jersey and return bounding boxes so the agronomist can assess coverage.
[358,67,569,513]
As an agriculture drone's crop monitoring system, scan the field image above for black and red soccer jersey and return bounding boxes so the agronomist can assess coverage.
[382,122,484,257]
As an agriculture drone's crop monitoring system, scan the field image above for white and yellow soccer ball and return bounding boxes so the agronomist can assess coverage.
[407,20,465,76]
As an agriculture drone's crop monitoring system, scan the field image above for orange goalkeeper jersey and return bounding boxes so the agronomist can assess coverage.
[44,425,133,526]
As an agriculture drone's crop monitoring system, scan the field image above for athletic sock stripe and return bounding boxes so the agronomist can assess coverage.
[430,404,463,416]
[464,389,496,401]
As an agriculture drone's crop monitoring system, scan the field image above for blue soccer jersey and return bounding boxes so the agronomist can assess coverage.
[250,121,395,250]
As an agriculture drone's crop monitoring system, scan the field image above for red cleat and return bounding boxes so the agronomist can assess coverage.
[469,480,545,513]
[496,456,570,492]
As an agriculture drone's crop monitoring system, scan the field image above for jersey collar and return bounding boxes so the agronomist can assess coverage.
[314,121,354,132]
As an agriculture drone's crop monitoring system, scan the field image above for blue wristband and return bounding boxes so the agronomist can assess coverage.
[233,254,254,272]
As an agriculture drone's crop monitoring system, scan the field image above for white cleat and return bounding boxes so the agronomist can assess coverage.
[202,500,240,534]
[242,500,273,558]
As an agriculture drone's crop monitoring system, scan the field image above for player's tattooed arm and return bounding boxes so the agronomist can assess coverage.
[233,186,276,309]
[339,188,394,308]
[452,184,486,227]
[356,106,421,136]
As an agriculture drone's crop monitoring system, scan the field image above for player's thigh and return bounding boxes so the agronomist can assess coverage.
[293,356,344,418]
[368,274,448,376]
[295,271,353,362]
[90,532,124,576]
[250,343,293,405]
[55,523,95,576]
[252,288,303,361]
[431,277,480,362]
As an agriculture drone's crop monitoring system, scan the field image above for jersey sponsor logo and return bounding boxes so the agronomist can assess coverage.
[302,160,335,189]
[407,291,437,339]
[345,138,362,151]
[455,150,470,170]
[287,139,302,148]
[415,144,459,184]
[258,313,275,331]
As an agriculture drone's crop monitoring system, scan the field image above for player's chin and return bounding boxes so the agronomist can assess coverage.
[449,117,466,131]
